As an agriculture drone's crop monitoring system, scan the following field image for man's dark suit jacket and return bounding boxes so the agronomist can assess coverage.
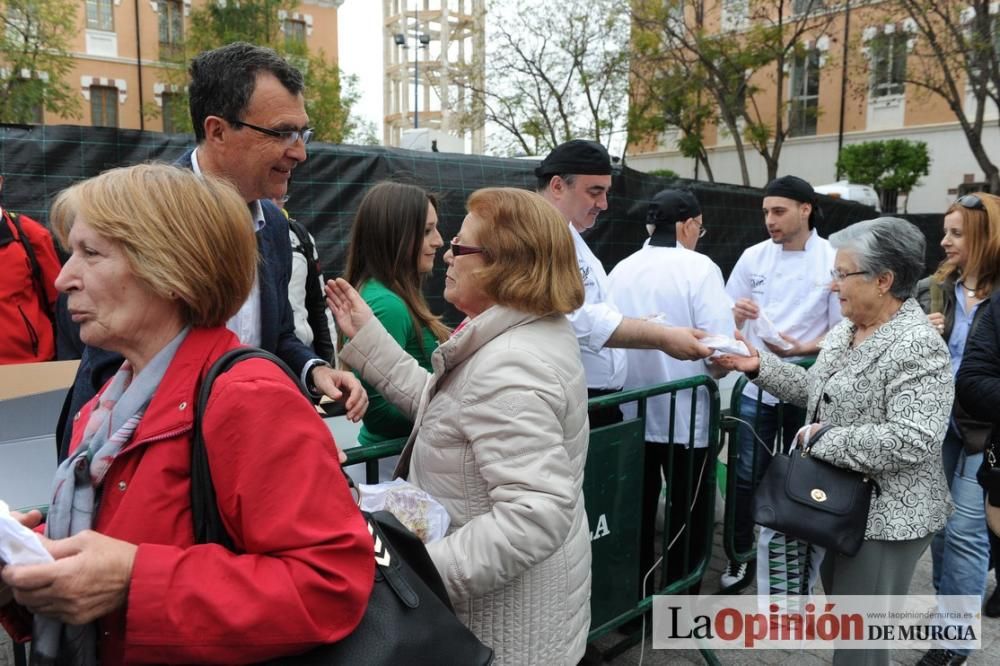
[56,149,319,459]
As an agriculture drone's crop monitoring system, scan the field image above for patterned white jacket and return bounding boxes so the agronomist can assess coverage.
[754,298,954,541]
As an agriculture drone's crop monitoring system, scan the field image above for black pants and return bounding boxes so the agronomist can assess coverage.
[587,387,624,429]
[639,443,711,597]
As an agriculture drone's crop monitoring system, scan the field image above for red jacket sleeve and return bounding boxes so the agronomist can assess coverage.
[123,364,374,664]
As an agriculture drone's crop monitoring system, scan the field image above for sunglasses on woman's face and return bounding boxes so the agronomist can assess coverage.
[450,238,487,257]
[957,194,985,211]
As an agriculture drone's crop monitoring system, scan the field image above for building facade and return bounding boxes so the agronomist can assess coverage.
[17,0,343,133]
[628,1,1000,213]
[382,0,485,152]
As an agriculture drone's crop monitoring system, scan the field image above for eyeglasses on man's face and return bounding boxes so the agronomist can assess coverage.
[692,220,707,239]
[956,194,985,211]
[829,269,867,282]
[449,238,487,257]
[230,119,314,146]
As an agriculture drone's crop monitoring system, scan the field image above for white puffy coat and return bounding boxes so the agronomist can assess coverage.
[341,305,591,665]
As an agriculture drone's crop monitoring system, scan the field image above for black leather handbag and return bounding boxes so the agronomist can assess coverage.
[190,347,494,665]
[752,442,880,557]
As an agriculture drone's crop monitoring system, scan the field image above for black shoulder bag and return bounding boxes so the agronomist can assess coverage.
[752,399,881,557]
[191,347,494,665]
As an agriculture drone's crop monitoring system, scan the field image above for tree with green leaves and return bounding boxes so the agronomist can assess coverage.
[885,1,1000,194]
[632,0,836,185]
[458,0,630,156]
[0,0,79,124]
[629,24,716,181]
[162,0,364,144]
[836,139,930,213]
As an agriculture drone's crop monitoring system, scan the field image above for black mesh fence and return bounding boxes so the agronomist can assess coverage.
[1,125,945,325]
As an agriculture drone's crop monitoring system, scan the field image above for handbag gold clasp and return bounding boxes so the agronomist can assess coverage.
[811,488,827,502]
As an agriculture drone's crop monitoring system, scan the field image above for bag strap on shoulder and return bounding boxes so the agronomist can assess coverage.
[3,210,54,324]
[190,347,308,549]
[929,279,944,315]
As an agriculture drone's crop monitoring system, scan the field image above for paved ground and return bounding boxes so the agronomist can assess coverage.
[589,522,1000,665]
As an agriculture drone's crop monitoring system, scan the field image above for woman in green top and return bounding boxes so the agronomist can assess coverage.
[342,181,451,445]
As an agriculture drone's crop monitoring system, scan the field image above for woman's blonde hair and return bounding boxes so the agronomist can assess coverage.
[932,192,1000,297]
[50,163,258,327]
[466,187,584,316]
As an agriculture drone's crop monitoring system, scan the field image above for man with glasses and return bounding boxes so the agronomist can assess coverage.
[536,139,711,428]
[57,43,365,458]
[608,188,733,598]
[720,174,841,589]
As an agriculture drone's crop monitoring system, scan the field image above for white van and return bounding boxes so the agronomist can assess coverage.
[814,180,882,212]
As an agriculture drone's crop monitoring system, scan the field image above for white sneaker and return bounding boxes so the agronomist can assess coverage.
[720,560,749,588]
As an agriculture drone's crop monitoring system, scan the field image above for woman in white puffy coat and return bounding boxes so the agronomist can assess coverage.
[328,187,591,665]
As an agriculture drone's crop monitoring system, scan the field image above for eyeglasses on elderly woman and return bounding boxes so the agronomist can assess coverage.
[830,269,868,282]
[956,194,985,211]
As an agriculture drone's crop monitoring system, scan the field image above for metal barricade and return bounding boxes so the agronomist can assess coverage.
[584,377,723,666]
[342,378,722,658]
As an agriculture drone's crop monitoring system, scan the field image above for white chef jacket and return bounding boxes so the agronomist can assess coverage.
[609,239,734,446]
[566,224,628,390]
[725,228,842,405]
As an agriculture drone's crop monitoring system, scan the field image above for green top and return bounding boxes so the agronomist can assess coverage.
[354,279,439,445]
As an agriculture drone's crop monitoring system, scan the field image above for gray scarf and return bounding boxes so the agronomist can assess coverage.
[32,328,189,666]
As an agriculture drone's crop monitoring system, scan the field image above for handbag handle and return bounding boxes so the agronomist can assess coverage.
[192,347,357,546]
[799,423,882,497]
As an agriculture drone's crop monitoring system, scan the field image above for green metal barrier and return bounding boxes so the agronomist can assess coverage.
[343,437,407,483]
[584,376,720,640]
[342,377,725,663]
[719,359,814,592]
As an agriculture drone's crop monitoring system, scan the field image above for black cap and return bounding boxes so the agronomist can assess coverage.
[535,139,612,178]
[647,189,701,225]
[764,175,815,204]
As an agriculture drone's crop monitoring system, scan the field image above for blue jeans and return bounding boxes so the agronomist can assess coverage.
[931,427,989,656]
[732,395,805,554]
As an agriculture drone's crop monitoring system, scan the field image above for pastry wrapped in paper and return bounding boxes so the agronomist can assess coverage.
[358,479,450,544]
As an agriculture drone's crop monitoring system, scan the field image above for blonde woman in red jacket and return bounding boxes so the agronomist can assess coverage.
[0,164,373,665]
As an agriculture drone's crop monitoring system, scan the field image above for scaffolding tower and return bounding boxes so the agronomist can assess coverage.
[383,0,485,152]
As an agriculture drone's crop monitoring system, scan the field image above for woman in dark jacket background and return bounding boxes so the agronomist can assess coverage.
[916,191,1000,666]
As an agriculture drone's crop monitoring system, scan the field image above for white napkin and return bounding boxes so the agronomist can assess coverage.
[750,310,794,351]
[0,500,52,566]
[701,334,751,357]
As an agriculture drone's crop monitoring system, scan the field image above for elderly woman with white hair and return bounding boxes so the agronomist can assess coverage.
[716,217,953,666]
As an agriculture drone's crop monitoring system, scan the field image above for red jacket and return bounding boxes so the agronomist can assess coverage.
[2,327,374,664]
[0,208,61,363]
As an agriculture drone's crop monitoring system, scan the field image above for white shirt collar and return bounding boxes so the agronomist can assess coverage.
[190,147,265,231]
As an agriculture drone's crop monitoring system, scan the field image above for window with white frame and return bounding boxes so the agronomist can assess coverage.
[284,18,306,46]
[793,0,825,15]
[90,86,118,127]
[161,92,181,133]
[789,47,820,136]
[158,0,183,59]
[5,5,39,43]
[8,78,44,124]
[86,0,114,32]
[869,31,906,98]
[721,0,748,31]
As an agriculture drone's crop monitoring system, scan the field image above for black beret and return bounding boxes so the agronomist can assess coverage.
[763,175,815,204]
[647,189,702,225]
[535,139,612,177]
